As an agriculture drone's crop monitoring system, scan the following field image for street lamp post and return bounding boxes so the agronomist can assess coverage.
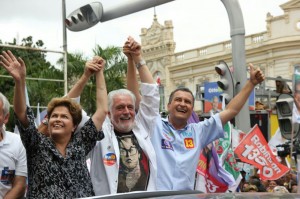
[62,0,68,94]
[65,0,174,32]
[221,0,250,132]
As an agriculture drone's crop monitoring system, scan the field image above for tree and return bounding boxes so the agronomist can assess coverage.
[57,45,127,116]
[93,45,127,92]
[0,36,64,131]
[0,36,128,130]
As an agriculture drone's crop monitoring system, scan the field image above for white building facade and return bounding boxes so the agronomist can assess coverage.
[140,0,300,113]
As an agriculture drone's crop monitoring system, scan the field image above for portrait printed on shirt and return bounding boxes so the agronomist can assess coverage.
[116,133,149,193]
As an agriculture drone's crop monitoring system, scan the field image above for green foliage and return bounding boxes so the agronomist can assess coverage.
[0,36,64,131]
[0,36,127,130]
[57,45,127,116]
[93,45,127,92]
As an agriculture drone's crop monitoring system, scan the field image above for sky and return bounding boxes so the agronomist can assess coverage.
[0,0,289,65]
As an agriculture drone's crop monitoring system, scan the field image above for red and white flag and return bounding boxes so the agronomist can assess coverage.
[234,124,290,180]
[195,143,235,193]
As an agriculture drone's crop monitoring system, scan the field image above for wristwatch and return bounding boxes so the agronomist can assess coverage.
[135,59,146,69]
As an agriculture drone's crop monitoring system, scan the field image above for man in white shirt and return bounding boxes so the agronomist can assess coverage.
[0,92,27,198]
[66,37,159,195]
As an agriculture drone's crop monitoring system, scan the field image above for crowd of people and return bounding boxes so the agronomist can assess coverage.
[239,170,297,193]
[0,36,268,198]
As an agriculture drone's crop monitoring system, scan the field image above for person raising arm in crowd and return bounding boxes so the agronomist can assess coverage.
[0,50,108,198]
[85,36,160,195]
[154,63,264,190]
[38,56,105,136]
[126,48,265,190]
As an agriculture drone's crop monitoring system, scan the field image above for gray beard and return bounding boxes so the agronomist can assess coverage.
[111,118,134,133]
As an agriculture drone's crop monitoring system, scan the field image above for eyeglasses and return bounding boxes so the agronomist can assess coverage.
[120,146,138,156]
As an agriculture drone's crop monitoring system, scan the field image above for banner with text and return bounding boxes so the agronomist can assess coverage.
[203,82,255,113]
[234,124,290,180]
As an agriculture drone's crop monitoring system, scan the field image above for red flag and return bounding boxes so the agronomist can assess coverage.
[196,144,234,193]
[234,124,290,180]
[156,76,161,85]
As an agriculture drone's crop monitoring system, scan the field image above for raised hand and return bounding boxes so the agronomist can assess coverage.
[93,56,106,70]
[0,50,26,82]
[123,40,132,59]
[249,63,265,86]
[123,36,142,62]
[84,56,106,78]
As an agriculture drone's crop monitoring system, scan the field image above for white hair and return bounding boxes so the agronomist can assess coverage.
[0,92,10,116]
[107,89,136,112]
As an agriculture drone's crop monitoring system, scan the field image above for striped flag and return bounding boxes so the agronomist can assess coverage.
[188,111,235,193]
[215,122,242,192]
[215,96,243,192]
[195,143,236,193]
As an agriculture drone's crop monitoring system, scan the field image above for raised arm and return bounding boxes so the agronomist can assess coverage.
[67,57,101,98]
[0,50,28,126]
[91,57,108,131]
[123,38,141,108]
[124,37,160,133]
[124,36,155,85]
[219,63,265,125]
